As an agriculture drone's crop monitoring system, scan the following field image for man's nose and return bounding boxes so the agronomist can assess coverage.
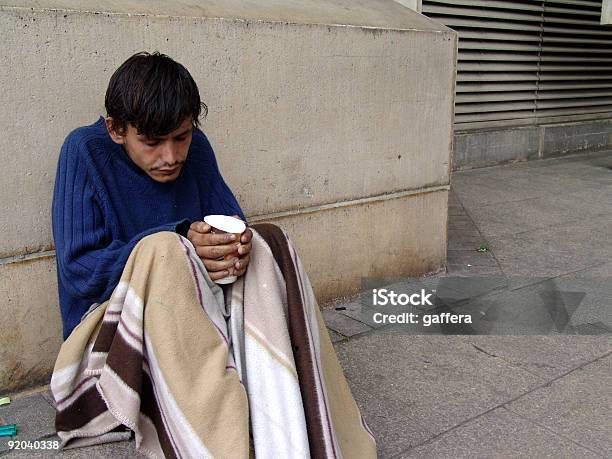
[161,142,180,165]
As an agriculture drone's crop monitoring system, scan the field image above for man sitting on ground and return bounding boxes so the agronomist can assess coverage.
[51,51,376,458]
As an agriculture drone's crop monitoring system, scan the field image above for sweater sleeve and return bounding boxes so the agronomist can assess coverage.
[52,134,190,305]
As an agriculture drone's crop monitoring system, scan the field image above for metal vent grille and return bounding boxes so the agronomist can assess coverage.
[421,0,612,130]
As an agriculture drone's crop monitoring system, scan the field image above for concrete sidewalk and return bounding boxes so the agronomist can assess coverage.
[1,150,611,458]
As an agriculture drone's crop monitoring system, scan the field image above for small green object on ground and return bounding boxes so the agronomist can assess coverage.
[0,396,11,406]
[476,244,490,252]
[0,424,17,437]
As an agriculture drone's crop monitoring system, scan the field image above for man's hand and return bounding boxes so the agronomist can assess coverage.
[186,217,252,281]
[187,221,240,281]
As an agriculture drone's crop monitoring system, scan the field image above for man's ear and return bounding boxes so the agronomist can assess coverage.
[104,117,126,145]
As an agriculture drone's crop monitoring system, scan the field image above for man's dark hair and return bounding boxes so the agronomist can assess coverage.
[105,51,207,138]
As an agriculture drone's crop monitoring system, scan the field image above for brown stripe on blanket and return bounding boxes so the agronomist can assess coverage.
[57,351,174,455]
[104,331,143,394]
[56,385,107,432]
[251,223,328,458]
[92,320,119,353]
[141,367,177,459]
[55,376,95,407]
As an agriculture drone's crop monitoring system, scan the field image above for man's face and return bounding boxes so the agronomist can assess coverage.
[105,117,193,183]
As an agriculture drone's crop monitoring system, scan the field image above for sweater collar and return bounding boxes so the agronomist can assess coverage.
[96,117,149,178]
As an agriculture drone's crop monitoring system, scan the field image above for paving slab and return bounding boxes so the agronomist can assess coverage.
[451,173,546,208]
[506,353,612,457]
[327,328,346,343]
[321,308,372,336]
[446,226,481,238]
[40,389,55,410]
[553,261,612,330]
[447,221,479,232]
[447,205,465,216]
[516,168,608,196]
[449,190,462,204]
[448,154,612,330]
[571,323,611,335]
[446,264,504,277]
[431,275,508,303]
[333,301,388,329]
[522,154,612,184]
[397,406,601,459]
[458,336,612,380]
[447,250,500,268]
[466,185,612,239]
[483,214,612,289]
[579,151,612,167]
[452,153,612,213]
[447,215,476,229]
[447,235,488,251]
[334,334,543,435]
[346,383,433,458]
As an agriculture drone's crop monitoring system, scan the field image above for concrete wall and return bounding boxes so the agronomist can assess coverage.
[0,1,456,391]
[603,0,612,25]
[393,0,422,12]
[453,119,612,170]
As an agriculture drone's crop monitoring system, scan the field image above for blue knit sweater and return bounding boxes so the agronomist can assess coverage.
[52,117,245,339]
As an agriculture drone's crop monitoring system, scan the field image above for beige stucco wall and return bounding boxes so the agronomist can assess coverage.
[603,0,612,25]
[392,0,421,13]
[0,1,456,391]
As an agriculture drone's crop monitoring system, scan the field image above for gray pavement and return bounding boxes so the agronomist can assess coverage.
[1,150,611,457]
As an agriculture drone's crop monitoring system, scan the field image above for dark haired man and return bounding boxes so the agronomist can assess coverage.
[51,52,376,458]
[52,52,251,339]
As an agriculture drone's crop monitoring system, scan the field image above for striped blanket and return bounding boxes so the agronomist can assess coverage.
[51,224,376,458]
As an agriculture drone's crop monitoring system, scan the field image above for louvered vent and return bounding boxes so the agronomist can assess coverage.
[421,0,612,130]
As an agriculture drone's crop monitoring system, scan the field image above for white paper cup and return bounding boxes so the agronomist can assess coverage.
[203,215,247,284]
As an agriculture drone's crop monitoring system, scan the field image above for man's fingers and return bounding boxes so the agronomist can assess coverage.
[241,228,253,244]
[188,222,215,246]
[197,242,240,260]
[208,269,231,281]
[208,243,240,259]
[209,232,237,245]
[234,253,251,277]
[202,256,239,272]
[190,221,212,234]
[190,231,236,247]
[238,240,252,256]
